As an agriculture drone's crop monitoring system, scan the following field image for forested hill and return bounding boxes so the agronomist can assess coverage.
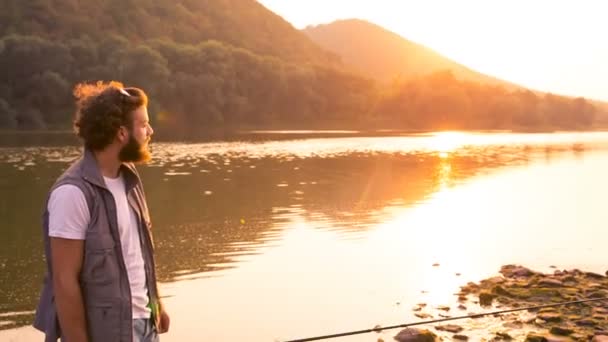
[0,0,603,133]
[0,0,340,66]
[0,0,369,131]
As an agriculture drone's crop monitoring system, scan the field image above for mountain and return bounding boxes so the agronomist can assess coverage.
[0,1,601,133]
[303,19,516,87]
[0,0,340,66]
[591,100,608,126]
[0,0,374,131]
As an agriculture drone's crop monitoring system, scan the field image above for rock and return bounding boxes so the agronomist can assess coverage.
[502,321,522,329]
[566,314,582,321]
[394,328,437,342]
[537,312,562,322]
[588,290,608,298]
[549,326,574,336]
[435,324,463,333]
[506,297,521,309]
[414,312,433,319]
[412,306,422,312]
[465,281,480,289]
[492,285,511,296]
[483,276,506,285]
[528,287,560,298]
[545,336,571,342]
[457,304,467,310]
[467,312,483,319]
[521,313,537,324]
[479,291,496,306]
[593,314,607,321]
[575,318,597,326]
[566,269,583,276]
[585,272,605,279]
[497,286,530,299]
[457,265,608,341]
[432,263,440,267]
[538,278,564,287]
[495,331,513,340]
[525,333,547,342]
[436,305,450,311]
[501,265,535,278]
[561,275,577,283]
[453,334,469,341]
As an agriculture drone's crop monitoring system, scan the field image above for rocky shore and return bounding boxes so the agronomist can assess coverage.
[387,265,608,341]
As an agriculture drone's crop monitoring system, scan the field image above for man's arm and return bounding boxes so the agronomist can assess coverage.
[51,237,88,342]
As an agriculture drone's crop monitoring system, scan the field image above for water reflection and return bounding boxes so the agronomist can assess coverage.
[0,132,606,332]
[146,147,540,282]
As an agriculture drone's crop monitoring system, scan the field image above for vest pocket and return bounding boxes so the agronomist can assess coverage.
[86,300,120,342]
[83,234,119,286]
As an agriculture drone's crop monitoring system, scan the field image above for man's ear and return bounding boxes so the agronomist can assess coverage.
[117,126,128,143]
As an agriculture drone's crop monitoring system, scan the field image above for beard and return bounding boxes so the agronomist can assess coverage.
[119,132,151,163]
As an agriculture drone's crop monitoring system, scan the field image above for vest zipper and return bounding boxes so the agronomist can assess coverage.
[103,189,133,342]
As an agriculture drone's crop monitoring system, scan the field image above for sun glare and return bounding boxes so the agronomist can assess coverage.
[429,131,468,155]
[259,0,608,101]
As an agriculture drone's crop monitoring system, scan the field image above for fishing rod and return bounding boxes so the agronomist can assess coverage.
[283,296,608,342]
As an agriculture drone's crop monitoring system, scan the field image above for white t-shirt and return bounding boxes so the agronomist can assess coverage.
[48,174,151,319]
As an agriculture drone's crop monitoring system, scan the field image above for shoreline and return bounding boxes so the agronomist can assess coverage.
[5,265,608,341]
[395,265,608,342]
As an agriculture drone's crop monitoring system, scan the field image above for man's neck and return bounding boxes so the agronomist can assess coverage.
[94,148,122,179]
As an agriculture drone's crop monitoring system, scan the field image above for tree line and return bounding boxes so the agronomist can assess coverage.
[0,34,601,133]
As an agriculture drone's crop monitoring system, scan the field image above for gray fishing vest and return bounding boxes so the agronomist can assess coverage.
[33,149,161,342]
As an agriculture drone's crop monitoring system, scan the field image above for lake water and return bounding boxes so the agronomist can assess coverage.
[1,131,608,341]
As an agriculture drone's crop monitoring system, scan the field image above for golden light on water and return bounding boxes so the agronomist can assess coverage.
[381,171,499,307]
[430,131,461,191]
[6,133,608,341]
[438,160,452,189]
[429,131,468,155]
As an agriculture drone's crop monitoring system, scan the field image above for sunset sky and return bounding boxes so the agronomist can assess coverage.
[258,0,607,101]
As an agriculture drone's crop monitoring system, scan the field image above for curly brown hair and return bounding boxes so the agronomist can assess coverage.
[73,81,148,151]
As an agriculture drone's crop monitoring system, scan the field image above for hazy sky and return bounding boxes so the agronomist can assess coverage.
[258,0,607,101]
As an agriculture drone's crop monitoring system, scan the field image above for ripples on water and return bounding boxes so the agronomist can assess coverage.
[0,131,604,333]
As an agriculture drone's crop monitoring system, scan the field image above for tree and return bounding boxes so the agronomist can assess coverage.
[0,98,17,129]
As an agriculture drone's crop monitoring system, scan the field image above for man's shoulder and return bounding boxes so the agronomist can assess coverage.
[50,157,97,204]
[57,155,87,181]
[50,184,85,197]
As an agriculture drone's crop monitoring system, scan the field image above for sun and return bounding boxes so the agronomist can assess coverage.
[430,131,468,156]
